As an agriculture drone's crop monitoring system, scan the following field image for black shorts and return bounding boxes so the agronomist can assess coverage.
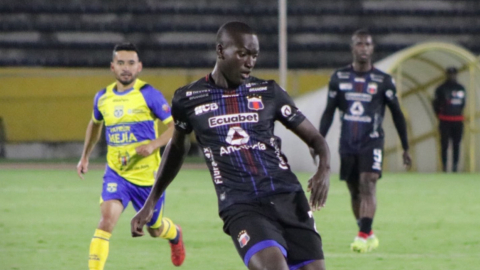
[340,148,383,182]
[220,191,324,268]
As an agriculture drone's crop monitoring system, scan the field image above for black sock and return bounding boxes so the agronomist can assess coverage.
[359,217,373,234]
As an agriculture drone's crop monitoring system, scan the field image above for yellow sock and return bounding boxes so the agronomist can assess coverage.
[157,218,178,240]
[88,229,112,270]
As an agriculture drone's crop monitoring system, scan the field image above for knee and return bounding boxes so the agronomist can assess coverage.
[147,224,164,238]
[359,174,378,195]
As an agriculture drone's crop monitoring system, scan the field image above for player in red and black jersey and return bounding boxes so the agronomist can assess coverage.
[131,22,331,270]
[432,67,466,172]
[317,29,412,253]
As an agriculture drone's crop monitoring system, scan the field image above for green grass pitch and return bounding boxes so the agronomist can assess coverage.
[0,168,479,270]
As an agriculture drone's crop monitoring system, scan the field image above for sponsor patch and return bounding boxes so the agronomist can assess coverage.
[281,105,292,117]
[345,93,372,102]
[208,113,259,128]
[203,147,222,184]
[337,71,350,79]
[328,90,337,98]
[385,89,395,100]
[226,126,250,146]
[237,230,251,248]
[195,103,218,115]
[370,74,384,83]
[354,77,366,83]
[339,83,353,91]
[247,96,264,111]
[248,86,268,92]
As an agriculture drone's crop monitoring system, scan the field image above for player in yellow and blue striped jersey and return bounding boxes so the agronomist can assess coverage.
[77,43,185,270]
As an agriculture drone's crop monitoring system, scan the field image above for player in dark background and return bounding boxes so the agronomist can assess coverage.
[432,67,466,172]
[131,21,331,270]
[316,29,411,253]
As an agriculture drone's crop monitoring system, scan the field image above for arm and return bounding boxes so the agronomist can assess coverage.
[432,87,441,116]
[319,81,338,137]
[136,121,175,157]
[77,120,103,179]
[386,85,412,169]
[131,128,190,237]
[291,119,331,211]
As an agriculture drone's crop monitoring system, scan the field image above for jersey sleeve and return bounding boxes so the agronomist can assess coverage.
[91,89,106,123]
[171,89,193,134]
[273,82,306,129]
[383,76,400,105]
[141,86,173,124]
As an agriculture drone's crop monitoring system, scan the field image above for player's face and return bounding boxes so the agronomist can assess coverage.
[111,51,142,86]
[351,35,374,64]
[219,33,259,86]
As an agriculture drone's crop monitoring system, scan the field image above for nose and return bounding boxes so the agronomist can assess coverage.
[245,55,255,69]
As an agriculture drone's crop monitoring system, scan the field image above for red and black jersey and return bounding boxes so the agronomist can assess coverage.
[172,75,305,212]
[320,65,409,154]
[433,81,466,122]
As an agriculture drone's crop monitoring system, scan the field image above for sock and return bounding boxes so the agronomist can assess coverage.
[358,217,373,238]
[89,229,112,270]
[156,218,179,244]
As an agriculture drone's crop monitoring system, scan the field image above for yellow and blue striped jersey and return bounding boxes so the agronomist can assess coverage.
[92,79,172,186]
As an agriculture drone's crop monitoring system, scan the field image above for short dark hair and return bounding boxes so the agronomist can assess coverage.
[112,43,140,60]
[446,67,458,74]
[216,21,256,45]
[351,28,373,43]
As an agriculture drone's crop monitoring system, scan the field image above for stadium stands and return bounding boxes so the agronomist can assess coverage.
[1,0,479,68]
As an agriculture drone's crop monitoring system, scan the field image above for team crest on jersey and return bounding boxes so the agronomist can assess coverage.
[367,83,378,94]
[247,96,264,111]
[114,106,124,118]
[162,104,171,113]
[107,183,117,193]
[237,230,250,248]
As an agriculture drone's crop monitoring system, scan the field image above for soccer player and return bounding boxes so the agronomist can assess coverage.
[317,29,411,253]
[76,43,185,270]
[131,22,331,270]
[432,67,466,172]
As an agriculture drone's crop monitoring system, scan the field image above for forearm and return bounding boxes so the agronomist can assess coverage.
[311,134,331,171]
[80,120,103,160]
[149,124,175,150]
[390,106,409,150]
[319,107,335,137]
[147,132,190,203]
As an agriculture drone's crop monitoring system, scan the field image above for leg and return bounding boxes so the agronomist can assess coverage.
[133,189,185,266]
[248,246,289,270]
[346,180,361,222]
[451,122,463,172]
[439,121,449,172]
[89,199,123,270]
[299,260,326,270]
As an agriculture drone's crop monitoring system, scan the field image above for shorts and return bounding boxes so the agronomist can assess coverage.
[340,148,383,182]
[101,166,165,228]
[220,191,324,268]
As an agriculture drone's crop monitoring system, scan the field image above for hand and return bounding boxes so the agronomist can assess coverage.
[403,150,412,170]
[309,147,318,165]
[131,203,154,237]
[136,143,156,157]
[76,158,89,179]
[307,166,330,211]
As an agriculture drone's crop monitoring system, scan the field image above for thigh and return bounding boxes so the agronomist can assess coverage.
[359,148,383,179]
[340,154,359,183]
[99,199,124,232]
[273,192,324,263]
[129,185,166,228]
[298,259,326,270]
[221,204,287,267]
[248,246,289,270]
[451,122,463,143]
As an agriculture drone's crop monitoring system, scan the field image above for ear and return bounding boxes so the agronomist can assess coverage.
[138,61,143,73]
[110,62,115,72]
[216,44,225,59]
